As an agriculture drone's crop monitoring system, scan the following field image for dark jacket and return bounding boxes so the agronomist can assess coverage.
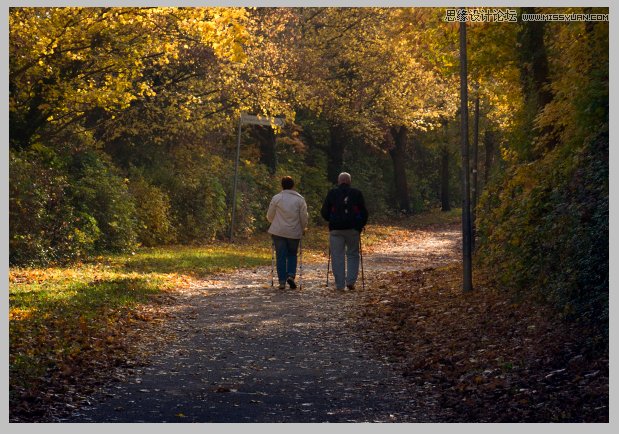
[320,184,369,232]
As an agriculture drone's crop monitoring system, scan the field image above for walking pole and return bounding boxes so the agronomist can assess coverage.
[359,234,365,290]
[270,242,275,287]
[326,239,330,287]
[298,238,303,290]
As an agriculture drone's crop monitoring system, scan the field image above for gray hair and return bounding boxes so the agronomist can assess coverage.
[338,172,351,185]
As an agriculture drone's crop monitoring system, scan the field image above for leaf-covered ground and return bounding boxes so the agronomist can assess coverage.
[356,246,609,422]
[9,213,608,422]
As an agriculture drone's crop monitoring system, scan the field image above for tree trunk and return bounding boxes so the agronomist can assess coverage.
[252,125,277,174]
[301,129,318,166]
[483,129,496,186]
[327,124,345,184]
[9,84,46,149]
[440,146,451,212]
[471,91,480,250]
[389,126,411,214]
[518,7,556,154]
[519,8,553,110]
[459,14,473,292]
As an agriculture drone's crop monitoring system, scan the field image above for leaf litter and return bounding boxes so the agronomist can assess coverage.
[10,220,608,422]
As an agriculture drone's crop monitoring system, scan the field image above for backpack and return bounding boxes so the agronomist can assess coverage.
[329,188,362,230]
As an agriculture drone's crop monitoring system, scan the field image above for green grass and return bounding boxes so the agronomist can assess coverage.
[9,244,274,397]
[10,272,164,391]
[118,244,273,276]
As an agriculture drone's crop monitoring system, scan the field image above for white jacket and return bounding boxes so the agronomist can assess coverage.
[267,189,308,239]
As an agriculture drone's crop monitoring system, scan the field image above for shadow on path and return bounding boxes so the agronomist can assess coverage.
[68,224,461,422]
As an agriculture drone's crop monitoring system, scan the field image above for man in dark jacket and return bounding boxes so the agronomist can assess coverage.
[320,172,368,291]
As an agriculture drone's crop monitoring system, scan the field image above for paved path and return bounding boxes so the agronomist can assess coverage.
[68,224,460,423]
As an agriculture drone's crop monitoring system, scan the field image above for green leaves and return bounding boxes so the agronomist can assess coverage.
[476,129,608,337]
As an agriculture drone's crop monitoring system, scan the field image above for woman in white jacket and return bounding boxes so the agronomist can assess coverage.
[267,176,309,289]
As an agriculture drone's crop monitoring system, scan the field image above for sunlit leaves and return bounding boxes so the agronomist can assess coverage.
[9,7,251,146]
[292,8,455,146]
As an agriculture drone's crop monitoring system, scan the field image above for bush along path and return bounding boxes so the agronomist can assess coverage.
[60,222,461,423]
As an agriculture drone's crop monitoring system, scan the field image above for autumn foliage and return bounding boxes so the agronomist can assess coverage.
[9,6,608,423]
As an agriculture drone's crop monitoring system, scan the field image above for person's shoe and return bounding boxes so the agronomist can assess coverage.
[278,282,286,290]
[346,284,355,291]
[286,276,297,289]
[336,287,346,291]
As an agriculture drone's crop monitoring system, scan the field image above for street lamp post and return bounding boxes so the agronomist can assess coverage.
[459,9,473,292]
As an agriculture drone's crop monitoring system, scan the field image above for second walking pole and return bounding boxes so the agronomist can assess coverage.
[326,241,330,287]
[270,242,275,287]
[359,234,365,290]
[299,239,303,290]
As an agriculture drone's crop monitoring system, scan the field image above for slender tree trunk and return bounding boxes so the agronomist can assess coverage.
[483,129,495,186]
[389,126,411,214]
[252,125,277,175]
[440,146,450,212]
[327,125,345,184]
[459,13,473,292]
[471,91,480,250]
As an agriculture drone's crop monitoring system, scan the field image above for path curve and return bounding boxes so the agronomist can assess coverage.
[68,223,461,422]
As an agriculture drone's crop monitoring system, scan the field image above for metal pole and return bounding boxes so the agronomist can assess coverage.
[326,240,331,287]
[359,234,365,291]
[230,116,243,241]
[271,241,275,287]
[299,239,303,290]
[459,10,473,292]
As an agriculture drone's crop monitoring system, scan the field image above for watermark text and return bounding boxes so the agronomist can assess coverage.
[444,9,517,23]
[444,9,608,23]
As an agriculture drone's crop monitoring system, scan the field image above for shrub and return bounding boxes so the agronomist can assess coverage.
[234,160,277,237]
[166,146,229,242]
[128,175,175,246]
[9,146,101,265]
[476,127,608,341]
[183,173,228,241]
[296,165,332,225]
[68,149,138,253]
